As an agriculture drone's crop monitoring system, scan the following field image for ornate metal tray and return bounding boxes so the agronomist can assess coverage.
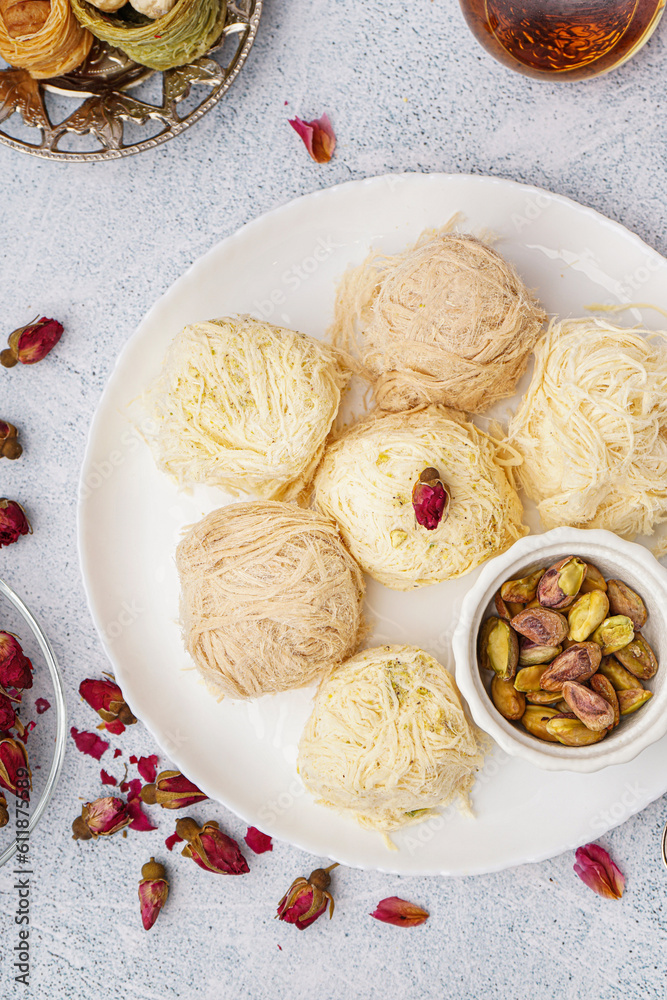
[0,0,261,160]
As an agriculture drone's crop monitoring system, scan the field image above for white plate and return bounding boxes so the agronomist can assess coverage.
[78,173,667,876]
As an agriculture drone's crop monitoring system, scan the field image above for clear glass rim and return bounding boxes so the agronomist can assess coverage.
[0,578,67,866]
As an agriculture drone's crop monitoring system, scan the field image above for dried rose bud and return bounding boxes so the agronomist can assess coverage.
[72,796,130,840]
[574,843,624,900]
[288,113,336,163]
[79,677,137,729]
[140,769,208,810]
[412,467,450,530]
[138,858,169,930]
[0,499,30,548]
[0,633,33,690]
[0,792,7,828]
[370,896,429,927]
[0,737,31,796]
[276,863,338,930]
[0,421,22,460]
[176,817,249,875]
[1,317,63,368]
[0,692,17,732]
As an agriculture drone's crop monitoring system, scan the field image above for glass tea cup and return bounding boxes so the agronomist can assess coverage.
[459,0,666,81]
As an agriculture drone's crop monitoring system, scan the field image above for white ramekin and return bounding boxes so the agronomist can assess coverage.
[453,527,667,773]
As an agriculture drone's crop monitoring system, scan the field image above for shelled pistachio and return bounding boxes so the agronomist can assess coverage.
[606,580,647,630]
[537,556,587,610]
[546,717,606,747]
[613,633,658,681]
[520,705,560,742]
[490,676,525,721]
[567,590,609,643]
[591,616,634,655]
[590,673,620,729]
[579,563,607,594]
[478,617,519,680]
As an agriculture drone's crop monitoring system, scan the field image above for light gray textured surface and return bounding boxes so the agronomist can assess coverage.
[2,1,667,996]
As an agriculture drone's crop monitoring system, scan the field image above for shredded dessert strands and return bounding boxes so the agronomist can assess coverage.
[0,0,92,78]
[312,404,527,590]
[175,501,365,699]
[70,0,226,70]
[298,645,488,833]
[144,317,348,502]
[508,317,667,538]
[328,229,545,414]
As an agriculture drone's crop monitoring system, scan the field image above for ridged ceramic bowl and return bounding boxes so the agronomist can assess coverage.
[453,527,667,773]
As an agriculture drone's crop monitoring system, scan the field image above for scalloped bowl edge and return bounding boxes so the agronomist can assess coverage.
[453,527,667,774]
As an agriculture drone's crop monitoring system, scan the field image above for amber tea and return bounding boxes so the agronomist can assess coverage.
[460,0,665,80]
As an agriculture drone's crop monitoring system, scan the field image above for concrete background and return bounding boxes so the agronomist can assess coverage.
[1,0,667,996]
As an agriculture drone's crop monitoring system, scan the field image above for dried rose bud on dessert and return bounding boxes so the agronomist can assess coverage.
[411,467,450,530]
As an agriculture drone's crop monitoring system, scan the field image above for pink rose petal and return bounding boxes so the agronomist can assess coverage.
[71,727,108,760]
[165,831,183,852]
[113,748,122,759]
[137,754,158,783]
[244,826,273,854]
[127,798,157,832]
[574,843,625,900]
[370,896,429,927]
[100,769,117,786]
[288,113,336,163]
[35,698,50,714]
[17,720,36,744]
[104,719,125,736]
[120,778,142,802]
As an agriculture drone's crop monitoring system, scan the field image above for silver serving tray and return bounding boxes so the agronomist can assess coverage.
[0,0,261,160]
